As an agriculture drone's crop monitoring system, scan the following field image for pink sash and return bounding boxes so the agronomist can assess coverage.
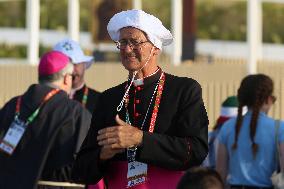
[105,161,184,189]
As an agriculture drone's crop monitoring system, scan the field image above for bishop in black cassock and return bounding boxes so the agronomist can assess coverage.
[0,51,91,189]
[72,10,208,189]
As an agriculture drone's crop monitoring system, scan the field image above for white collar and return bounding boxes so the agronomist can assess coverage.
[69,82,85,99]
[133,68,160,87]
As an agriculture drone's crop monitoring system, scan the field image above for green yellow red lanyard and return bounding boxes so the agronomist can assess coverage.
[81,86,89,107]
[15,89,60,125]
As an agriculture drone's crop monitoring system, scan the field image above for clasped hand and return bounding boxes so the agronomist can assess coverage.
[97,114,143,160]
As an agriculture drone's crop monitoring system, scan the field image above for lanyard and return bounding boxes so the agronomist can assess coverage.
[15,89,60,125]
[81,86,89,107]
[149,72,165,133]
[124,72,165,133]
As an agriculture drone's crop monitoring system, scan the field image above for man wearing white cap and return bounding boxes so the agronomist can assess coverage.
[53,39,100,114]
[73,9,208,189]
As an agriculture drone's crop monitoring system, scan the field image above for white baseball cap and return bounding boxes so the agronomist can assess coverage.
[53,38,94,69]
[107,9,173,50]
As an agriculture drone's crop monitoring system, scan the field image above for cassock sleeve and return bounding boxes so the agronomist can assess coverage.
[74,108,92,153]
[136,80,209,170]
[71,96,107,184]
[40,105,92,182]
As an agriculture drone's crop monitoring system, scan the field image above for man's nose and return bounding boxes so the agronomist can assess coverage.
[124,43,133,52]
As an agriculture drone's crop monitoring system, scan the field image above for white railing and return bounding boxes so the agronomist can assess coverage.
[1,28,284,62]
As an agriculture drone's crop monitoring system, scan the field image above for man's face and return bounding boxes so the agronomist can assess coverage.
[72,63,85,88]
[118,27,154,72]
[66,73,73,94]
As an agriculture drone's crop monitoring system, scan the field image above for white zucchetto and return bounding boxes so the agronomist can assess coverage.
[107,9,173,50]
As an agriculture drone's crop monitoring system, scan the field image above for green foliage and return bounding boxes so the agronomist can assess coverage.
[0,44,51,58]
[143,0,171,29]
[263,2,284,44]
[1,0,284,58]
[0,1,26,27]
[40,0,93,31]
[40,0,68,30]
[0,44,26,58]
[197,1,247,41]
[0,0,92,31]
[197,1,284,44]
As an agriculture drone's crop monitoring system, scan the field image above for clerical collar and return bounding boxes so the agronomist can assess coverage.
[70,82,85,99]
[133,68,161,87]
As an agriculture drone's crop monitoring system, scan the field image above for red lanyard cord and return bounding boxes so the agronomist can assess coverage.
[15,89,60,125]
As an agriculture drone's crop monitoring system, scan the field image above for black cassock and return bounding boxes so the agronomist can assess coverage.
[72,69,209,186]
[72,85,100,114]
[0,84,91,189]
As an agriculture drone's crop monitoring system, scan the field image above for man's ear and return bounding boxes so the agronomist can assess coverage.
[63,74,69,85]
[153,47,160,56]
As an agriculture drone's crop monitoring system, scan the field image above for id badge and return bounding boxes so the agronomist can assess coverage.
[127,161,147,188]
[0,118,26,155]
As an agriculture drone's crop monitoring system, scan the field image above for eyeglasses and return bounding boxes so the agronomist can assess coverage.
[115,39,149,50]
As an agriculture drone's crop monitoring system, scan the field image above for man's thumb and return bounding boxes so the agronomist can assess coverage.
[115,114,127,126]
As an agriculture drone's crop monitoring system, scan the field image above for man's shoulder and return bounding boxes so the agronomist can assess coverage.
[0,96,18,116]
[56,97,91,119]
[64,97,84,109]
[165,73,201,89]
[86,86,101,95]
[53,93,86,112]
[1,96,18,107]
[101,82,126,97]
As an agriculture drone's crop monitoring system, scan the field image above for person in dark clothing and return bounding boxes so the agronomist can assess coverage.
[72,9,208,189]
[53,38,100,114]
[54,39,103,189]
[177,167,224,189]
[0,51,91,189]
